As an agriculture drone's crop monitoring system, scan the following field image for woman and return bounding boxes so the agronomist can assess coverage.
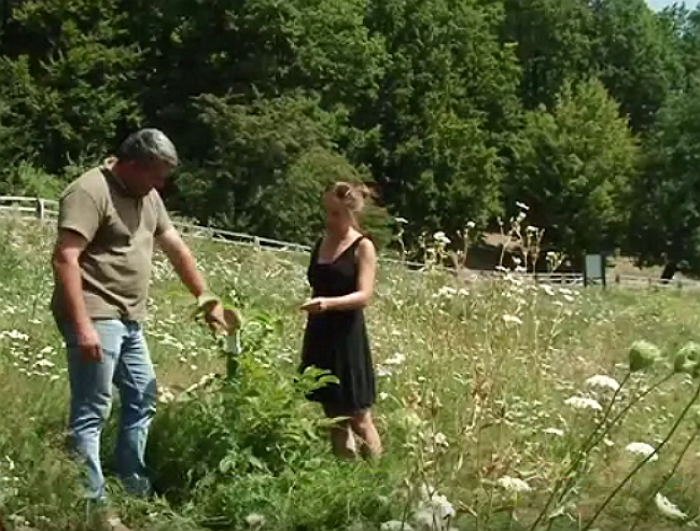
[299,181,383,459]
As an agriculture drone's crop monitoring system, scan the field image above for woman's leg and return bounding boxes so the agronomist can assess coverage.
[323,403,357,459]
[350,409,382,459]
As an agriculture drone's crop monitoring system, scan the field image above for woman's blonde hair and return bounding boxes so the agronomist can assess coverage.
[325,181,374,216]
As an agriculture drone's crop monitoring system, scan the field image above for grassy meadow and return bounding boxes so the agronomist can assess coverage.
[1,214,700,531]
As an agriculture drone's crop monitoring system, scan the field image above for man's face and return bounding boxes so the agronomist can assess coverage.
[121,159,174,197]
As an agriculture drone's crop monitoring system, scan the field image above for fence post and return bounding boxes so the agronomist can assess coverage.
[35,198,45,221]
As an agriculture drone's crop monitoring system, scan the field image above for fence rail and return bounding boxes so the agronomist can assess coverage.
[1,195,699,291]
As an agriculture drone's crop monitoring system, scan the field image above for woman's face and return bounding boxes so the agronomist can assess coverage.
[323,193,353,235]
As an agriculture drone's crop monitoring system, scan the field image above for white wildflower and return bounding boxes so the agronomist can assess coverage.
[466,221,476,229]
[540,285,555,296]
[516,201,530,211]
[157,386,175,404]
[433,232,451,245]
[381,521,414,531]
[415,486,455,531]
[1,330,28,341]
[379,392,389,401]
[34,359,55,368]
[245,513,266,528]
[565,397,603,411]
[435,286,457,298]
[384,353,406,366]
[585,375,620,392]
[543,428,565,437]
[502,315,523,326]
[396,217,409,225]
[497,476,532,494]
[655,493,687,520]
[626,442,658,461]
[377,366,393,378]
[434,432,449,448]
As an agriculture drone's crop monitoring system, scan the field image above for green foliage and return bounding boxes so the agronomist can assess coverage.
[172,93,391,246]
[1,0,700,267]
[630,84,700,274]
[0,161,64,198]
[363,0,521,241]
[506,79,638,257]
[502,0,595,109]
[0,0,142,173]
[146,313,394,529]
[591,0,683,132]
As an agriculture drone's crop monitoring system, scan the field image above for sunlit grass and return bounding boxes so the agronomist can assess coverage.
[0,215,699,530]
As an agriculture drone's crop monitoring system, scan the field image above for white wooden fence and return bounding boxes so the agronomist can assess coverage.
[2,195,699,291]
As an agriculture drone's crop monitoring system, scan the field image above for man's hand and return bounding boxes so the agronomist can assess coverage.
[76,322,103,363]
[203,299,228,334]
[300,297,329,314]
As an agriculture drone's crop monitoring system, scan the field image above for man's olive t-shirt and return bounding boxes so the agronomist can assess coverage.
[51,162,173,323]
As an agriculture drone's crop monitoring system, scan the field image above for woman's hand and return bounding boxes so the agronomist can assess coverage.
[300,297,329,314]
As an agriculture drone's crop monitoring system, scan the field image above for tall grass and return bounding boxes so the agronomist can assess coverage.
[0,215,699,530]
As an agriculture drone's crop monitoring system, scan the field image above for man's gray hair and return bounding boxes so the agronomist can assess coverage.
[116,128,179,167]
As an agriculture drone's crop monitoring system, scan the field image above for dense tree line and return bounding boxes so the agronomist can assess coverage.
[1,0,700,274]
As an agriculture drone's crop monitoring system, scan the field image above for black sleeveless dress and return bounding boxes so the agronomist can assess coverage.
[299,236,376,415]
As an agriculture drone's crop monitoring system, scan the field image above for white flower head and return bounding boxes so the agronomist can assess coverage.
[497,476,532,494]
[414,486,455,531]
[377,366,393,378]
[433,432,449,448]
[543,427,565,437]
[466,221,476,229]
[381,521,414,531]
[585,375,620,392]
[541,284,556,296]
[396,217,409,225]
[516,201,530,211]
[384,352,406,366]
[655,493,687,520]
[433,231,451,245]
[157,386,175,404]
[565,396,603,411]
[245,513,266,528]
[502,314,523,326]
[626,442,658,461]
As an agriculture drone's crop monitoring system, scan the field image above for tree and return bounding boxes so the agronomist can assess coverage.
[630,85,700,278]
[123,0,387,165]
[363,0,521,241]
[591,0,683,132]
[505,79,638,259]
[501,0,595,109]
[0,0,142,173]
[170,92,389,245]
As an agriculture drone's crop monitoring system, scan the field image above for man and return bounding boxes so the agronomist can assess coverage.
[51,128,225,529]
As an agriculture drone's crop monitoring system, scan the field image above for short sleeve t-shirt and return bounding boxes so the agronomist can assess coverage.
[51,161,173,323]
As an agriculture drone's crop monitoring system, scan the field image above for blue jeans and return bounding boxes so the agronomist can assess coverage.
[58,319,157,502]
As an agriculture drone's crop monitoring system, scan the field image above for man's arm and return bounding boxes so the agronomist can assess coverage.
[156,228,227,329]
[52,229,102,361]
